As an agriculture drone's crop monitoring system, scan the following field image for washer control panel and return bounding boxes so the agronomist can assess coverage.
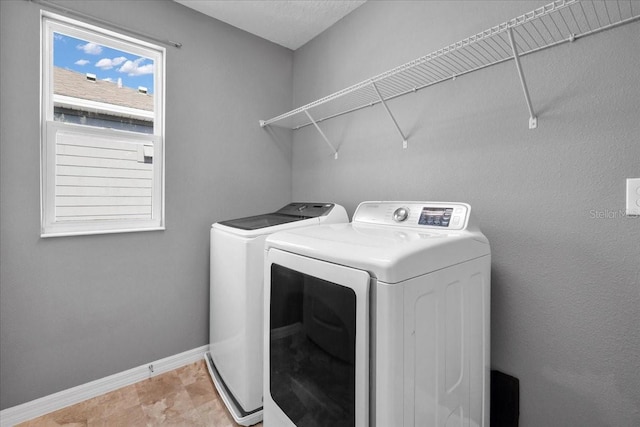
[354,201,470,230]
[277,202,335,218]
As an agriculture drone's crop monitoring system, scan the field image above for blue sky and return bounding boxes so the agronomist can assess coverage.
[53,32,154,93]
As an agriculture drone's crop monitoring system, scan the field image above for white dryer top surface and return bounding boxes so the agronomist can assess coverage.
[266,201,490,284]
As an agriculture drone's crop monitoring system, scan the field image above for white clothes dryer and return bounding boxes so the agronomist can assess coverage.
[205,202,348,426]
[263,201,491,427]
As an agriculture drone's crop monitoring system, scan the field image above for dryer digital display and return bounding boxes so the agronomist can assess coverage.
[418,207,453,227]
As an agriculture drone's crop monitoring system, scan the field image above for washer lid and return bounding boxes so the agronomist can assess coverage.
[218,202,336,231]
[266,222,490,284]
[219,213,306,230]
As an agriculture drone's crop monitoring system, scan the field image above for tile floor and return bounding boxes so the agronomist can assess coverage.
[16,360,263,426]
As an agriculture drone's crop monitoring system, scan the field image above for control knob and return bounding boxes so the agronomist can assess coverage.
[393,207,409,222]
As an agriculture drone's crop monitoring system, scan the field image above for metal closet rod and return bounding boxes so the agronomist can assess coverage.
[29,0,183,48]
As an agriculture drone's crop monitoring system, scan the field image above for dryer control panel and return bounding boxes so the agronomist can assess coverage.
[353,201,470,230]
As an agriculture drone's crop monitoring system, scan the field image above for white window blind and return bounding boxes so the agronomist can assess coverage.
[49,122,159,220]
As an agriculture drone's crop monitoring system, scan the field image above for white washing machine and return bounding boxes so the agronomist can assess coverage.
[205,202,348,426]
[263,201,491,427]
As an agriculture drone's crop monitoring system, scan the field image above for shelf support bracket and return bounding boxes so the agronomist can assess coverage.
[371,81,409,148]
[508,28,537,129]
[304,110,339,159]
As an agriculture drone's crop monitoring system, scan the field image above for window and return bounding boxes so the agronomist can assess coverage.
[41,12,165,237]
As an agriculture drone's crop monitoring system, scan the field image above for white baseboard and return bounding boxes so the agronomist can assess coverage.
[0,345,209,427]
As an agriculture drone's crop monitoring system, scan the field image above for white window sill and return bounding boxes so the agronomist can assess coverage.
[41,226,165,238]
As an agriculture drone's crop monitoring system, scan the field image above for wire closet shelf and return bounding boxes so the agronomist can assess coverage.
[259,0,639,149]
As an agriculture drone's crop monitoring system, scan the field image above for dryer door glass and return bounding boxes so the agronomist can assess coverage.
[270,264,357,426]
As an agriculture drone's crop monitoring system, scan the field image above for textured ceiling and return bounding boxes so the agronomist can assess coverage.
[174,0,367,50]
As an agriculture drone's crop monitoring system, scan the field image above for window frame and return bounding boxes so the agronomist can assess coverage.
[40,11,166,237]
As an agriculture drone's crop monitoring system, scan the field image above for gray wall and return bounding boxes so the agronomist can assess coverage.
[291,1,639,426]
[0,0,292,409]
[2,0,639,423]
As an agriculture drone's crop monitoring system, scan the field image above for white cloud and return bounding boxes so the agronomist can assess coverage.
[102,77,114,82]
[95,56,127,70]
[95,58,111,69]
[75,59,90,66]
[118,58,153,76]
[77,42,102,55]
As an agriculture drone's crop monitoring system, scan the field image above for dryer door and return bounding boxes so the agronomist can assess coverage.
[264,249,370,427]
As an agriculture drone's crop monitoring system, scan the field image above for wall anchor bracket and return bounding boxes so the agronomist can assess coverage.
[304,110,339,159]
[371,81,409,148]
[508,28,537,129]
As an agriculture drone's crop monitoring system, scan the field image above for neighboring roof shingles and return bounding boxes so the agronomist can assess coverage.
[54,67,153,111]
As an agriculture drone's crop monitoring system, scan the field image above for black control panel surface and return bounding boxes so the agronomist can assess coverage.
[276,203,334,218]
[219,203,335,230]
